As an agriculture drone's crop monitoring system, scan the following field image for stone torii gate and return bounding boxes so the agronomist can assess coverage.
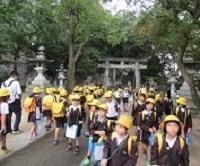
[98,57,147,88]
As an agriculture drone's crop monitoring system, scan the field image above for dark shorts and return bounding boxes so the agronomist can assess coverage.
[122,97,129,104]
[54,117,64,128]
[115,98,121,104]
[106,116,118,121]
[43,110,52,118]
[137,129,149,145]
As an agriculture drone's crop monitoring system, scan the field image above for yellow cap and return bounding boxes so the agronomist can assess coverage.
[104,90,113,98]
[178,97,187,106]
[116,115,133,129]
[86,95,94,103]
[78,87,84,92]
[162,115,183,130]
[0,88,10,97]
[70,93,80,100]
[155,94,161,101]
[88,99,101,106]
[97,103,108,111]
[149,87,155,92]
[73,86,80,92]
[60,89,68,97]
[33,87,42,94]
[46,88,53,95]
[88,86,96,91]
[146,98,156,105]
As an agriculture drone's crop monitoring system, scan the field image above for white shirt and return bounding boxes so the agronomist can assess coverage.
[0,102,9,115]
[106,100,118,118]
[117,134,128,146]
[1,77,21,103]
[165,135,177,148]
[122,91,129,98]
[114,91,121,98]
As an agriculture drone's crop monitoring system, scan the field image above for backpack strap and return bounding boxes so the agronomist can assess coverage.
[175,107,179,116]
[107,120,113,129]
[128,136,137,156]
[2,80,16,87]
[156,132,164,154]
[179,137,184,150]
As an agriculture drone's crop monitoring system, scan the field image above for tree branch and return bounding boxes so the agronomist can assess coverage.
[74,39,88,63]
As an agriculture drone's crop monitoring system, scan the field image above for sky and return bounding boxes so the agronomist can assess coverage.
[101,0,154,15]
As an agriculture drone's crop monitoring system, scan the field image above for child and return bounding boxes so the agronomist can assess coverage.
[84,99,101,137]
[52,89,68,145]
[0,88,11,155]
[82,103,113,165]
[27,87,42,140]
[42,88,54,131]
[66,93,86,154]
[104,91,119,121]
[137,98,158,163]
[101,115,138,166]
[150,115,189,166]
[174,97,192,137]
[131,90,147,126]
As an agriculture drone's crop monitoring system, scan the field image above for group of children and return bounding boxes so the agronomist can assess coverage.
[0,85,192,166]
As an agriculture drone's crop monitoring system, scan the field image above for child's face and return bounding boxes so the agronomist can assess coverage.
[105,97,112,102]
[139,95,145,102]
[90,105,96,112]
[72,100,80,106]
[115,124,127,135]
[166,122,179,137]
[146,103,154,111]
[97,109,106,117]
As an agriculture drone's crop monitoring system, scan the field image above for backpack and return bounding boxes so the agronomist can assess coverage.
[42,95,54,111]
[175,107,191,126]
[111,132,137,156]
[52,95,64,118]
[23,97,36,113]
[156,132,184,154]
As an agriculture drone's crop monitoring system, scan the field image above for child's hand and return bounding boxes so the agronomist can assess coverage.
[188,128,192,133]
[79,121,84,125]
[101,159,107,166]
[94,131,105,136]
[149,128,153,133]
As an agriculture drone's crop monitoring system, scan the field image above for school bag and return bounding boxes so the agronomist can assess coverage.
[23,96,36,113]
[156,132,184,154]
[111,132,137,156]
[42,95,54,111]
[52,95,65,118]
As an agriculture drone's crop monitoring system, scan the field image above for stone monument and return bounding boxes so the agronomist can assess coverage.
[56,63,67,88]
[26,46,52,93]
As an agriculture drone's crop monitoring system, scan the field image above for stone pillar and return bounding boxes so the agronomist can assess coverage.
[168,77,176,98]
[104,61,109,89]
[134,62,141,88]
[113,69,116,87]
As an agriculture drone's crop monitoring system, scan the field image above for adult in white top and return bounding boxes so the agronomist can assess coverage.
[1,71,22,133]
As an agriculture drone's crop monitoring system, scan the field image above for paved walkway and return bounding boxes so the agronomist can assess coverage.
[0,110,48,160]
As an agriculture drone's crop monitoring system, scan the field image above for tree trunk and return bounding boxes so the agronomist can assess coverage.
[67,11,76,91]
[175,51,200,109]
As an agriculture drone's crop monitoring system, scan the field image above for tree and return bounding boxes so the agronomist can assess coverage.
[55,0,123,90]
[133,0,200,108]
